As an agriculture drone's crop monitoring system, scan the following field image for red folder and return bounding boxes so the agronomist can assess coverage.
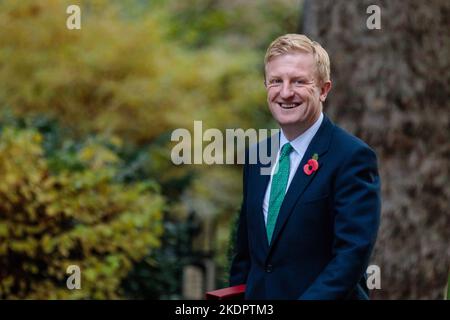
[205,284,246,300]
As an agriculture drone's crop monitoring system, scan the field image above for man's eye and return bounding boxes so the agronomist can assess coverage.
[269,79,282,85]
[294,80,305,85]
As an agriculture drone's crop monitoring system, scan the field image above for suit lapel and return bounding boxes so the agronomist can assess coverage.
[250,133,279,255]
[267,114,335,252]
[253,161,271,254]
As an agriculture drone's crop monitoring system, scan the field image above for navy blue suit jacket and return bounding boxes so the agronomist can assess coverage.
[230,114,381,300]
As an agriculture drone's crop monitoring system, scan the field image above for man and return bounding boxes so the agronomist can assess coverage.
[229,34,381,300]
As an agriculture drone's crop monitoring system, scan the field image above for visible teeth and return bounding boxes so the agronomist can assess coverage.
[279,103,299,108]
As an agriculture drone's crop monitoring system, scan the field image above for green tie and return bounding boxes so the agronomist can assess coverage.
[266,143,293,244]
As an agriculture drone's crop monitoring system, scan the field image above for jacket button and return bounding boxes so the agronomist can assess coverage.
[265,264,273,273]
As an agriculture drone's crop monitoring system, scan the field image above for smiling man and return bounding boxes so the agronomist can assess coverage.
[229,34,381,300]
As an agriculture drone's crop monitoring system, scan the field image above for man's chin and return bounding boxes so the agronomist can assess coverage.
[276,119,305,129]
[274,114,306,125]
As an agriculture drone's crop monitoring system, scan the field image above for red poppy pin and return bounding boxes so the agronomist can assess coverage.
[303,153,319,176]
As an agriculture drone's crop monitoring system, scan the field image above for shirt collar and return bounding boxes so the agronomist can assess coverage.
[279,112,324,157]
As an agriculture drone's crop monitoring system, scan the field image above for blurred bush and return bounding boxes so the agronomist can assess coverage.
[122,215,198,299]
[0,0,299,298]
[165,0,299,49]
[0,0,269,143]
[0,116,164,299]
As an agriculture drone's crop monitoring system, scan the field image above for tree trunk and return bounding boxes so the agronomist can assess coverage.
[302,0,450,299]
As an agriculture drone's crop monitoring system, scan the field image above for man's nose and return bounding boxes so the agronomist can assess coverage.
[280,82,294,99]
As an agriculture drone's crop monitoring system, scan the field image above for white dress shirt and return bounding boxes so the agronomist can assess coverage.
[263,112,324,224]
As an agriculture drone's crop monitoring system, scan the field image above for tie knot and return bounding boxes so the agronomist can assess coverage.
[280,143,293,159]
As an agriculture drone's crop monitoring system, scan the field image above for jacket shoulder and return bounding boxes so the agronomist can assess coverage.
[331,124,376,155]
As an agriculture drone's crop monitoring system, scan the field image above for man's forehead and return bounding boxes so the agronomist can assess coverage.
[265,52,316,76]
[267,51,314,64]
[265,67,315,80]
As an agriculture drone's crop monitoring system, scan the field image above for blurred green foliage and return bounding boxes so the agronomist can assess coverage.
[164,0,299,49]
[0,115,164,298]
[0,0,299,298]
[0,0,270,142]
[122,214,199,299]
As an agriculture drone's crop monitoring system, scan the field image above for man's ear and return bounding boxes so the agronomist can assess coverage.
[319,80,332,102]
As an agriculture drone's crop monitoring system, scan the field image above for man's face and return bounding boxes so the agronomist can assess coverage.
[265,52,330,138]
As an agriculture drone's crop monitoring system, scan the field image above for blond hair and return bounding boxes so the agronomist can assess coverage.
[264,34,330,85]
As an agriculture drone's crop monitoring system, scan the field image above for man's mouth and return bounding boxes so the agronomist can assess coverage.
[278,102,301,109]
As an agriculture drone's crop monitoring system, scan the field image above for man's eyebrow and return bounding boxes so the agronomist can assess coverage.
[266,77,281,83]
[268,73,309,78]
[292,74,312,80]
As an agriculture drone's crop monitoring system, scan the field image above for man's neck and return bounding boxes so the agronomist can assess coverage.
[282,112,322,141]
